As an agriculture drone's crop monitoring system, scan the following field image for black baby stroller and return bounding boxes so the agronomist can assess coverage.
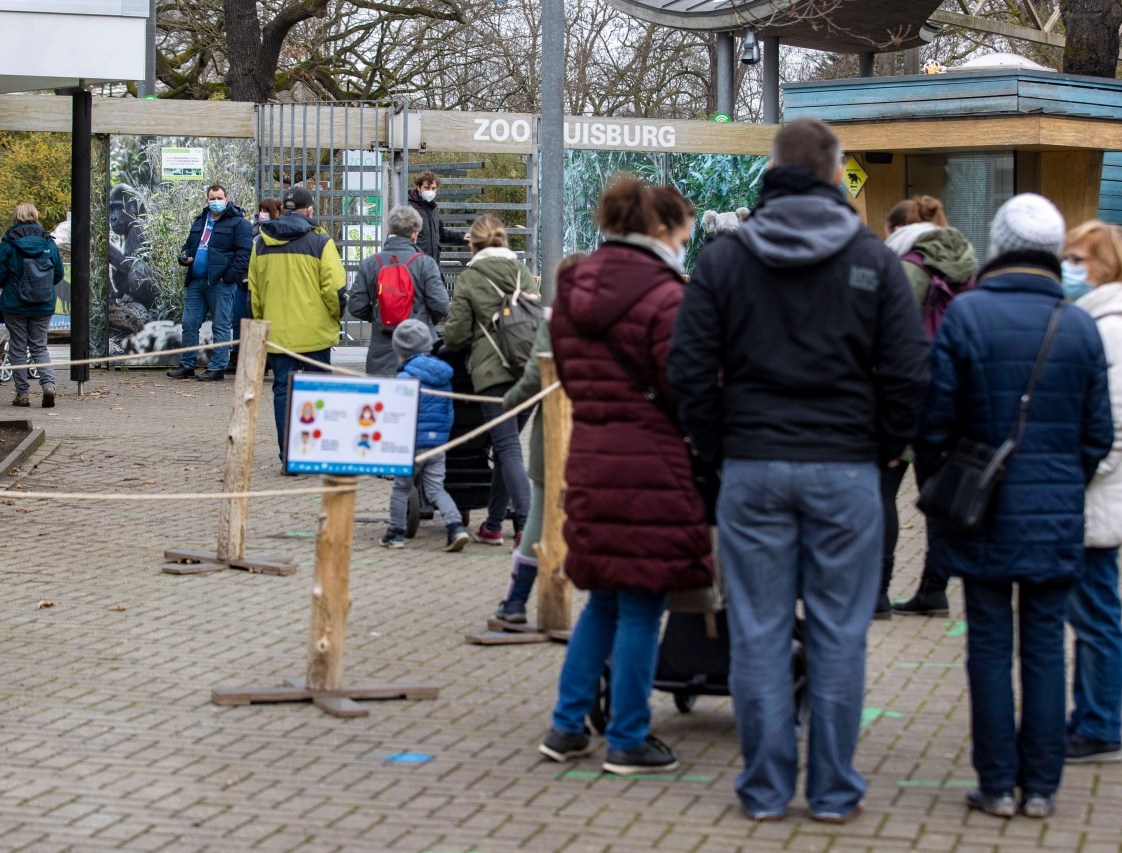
[589,610,809,734]
[404,343,495,538]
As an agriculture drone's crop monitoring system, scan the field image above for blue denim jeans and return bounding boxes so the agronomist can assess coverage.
[551,588,667,752]
[268,349,330,456]
[389,452,462,530]
[1067,547,1122,744]
[229,286,250,362]
[718,459,882,817]
[964,578,1072,796]
[478,384,531,532]
[181,277,235,371]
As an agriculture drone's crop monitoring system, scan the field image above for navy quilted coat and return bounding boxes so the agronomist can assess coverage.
[551,240,714,594]
[398,353,454,449]
[915,253,1114,584]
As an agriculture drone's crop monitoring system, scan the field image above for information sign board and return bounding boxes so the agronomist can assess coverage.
[161,147,206,181]
[284,374,419,476]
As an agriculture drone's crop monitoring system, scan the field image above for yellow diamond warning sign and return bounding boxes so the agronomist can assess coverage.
[842,156,868,198]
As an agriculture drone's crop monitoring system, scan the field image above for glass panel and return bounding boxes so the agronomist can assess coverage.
[906,152,1015,261]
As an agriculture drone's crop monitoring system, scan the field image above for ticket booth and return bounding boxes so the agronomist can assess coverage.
[785,67,1122,256]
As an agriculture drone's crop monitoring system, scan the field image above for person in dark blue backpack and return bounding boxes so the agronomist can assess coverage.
[0,202,65,408]
[916,194,1114,820]
[380,319,470,552]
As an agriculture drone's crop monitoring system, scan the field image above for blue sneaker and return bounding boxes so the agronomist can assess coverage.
[380,528,405,549]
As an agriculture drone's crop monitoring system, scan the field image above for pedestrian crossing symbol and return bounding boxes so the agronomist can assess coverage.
[843,156,868,198]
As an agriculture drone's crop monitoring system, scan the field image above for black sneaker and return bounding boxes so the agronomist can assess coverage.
[1066,734,1122,764]
[495,599,528,624]
[444,524,470,553]
[602,735,679,775]
[196,370,225,382]
[538,727,593,762]
[166,366,196,379]
[891,591,950,617]
[873,592,892,621]
[965,788,1015,818]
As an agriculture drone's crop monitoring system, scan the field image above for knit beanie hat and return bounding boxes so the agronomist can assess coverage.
[989,193,1065,259]
[392,318,433,359]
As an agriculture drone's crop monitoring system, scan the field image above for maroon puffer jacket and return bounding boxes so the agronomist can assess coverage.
[552,240,713,594]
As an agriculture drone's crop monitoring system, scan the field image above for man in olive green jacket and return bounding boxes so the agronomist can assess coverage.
[248,187,346,457]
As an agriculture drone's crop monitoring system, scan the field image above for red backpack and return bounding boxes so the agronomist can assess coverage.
[374,252,421,330]
[902,251,975,341]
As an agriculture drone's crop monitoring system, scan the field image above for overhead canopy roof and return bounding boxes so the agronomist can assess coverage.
[603,0,944,52]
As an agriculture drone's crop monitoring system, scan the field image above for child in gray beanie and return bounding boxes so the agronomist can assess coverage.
[380,319,470,551]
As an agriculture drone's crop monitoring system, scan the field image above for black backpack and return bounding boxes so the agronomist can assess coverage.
[13,244,55,304]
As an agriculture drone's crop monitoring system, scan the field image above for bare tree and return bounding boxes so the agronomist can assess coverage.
[1061,0,1122,77]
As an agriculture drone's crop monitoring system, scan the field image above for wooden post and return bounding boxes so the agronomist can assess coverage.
[216,319,270,563]
[306,474,358,691]
[533,354,572,633]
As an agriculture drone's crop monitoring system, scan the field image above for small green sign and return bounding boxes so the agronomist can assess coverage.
[711,113,732,123]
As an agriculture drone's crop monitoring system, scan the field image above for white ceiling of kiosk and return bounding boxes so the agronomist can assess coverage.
[0,1,147,15]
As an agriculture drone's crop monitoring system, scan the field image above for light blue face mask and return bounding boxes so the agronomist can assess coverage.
[208,199,227,215]
[1061,259,1092,302]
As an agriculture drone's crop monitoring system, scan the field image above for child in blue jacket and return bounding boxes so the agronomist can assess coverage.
[381,319,470,551]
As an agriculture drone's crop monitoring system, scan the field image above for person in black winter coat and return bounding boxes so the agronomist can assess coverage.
[167,184,253,381]
[406,171,457,268]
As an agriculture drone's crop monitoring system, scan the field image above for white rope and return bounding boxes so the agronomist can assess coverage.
[8,339,239,373]
[414,381,561,464]
[0,485,356,501]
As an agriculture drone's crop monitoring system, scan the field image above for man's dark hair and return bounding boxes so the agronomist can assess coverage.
[414,170,439,188]
[770,118,841,183]
[206,184,227,197]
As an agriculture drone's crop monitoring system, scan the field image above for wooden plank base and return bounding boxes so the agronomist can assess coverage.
[486,617,543,634]
[164,548,224,565]
[212,677,438,717]
[228,555,299,576]
[163,548,298,576]
[548,630,571,644]
[465,631,550,645]
[161,561,227,575]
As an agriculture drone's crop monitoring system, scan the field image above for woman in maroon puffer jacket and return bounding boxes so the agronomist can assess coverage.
[537,177,714,775]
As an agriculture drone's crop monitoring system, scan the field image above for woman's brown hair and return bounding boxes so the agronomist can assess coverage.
[595,175,693,236]
[258,198,283,219]
[466,214,507,251]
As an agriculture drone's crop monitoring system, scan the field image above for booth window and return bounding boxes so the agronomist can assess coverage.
[906,152,1014,261]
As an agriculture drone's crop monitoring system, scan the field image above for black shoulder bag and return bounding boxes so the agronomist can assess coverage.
[603,337,719,524]
[917,301,1064,532]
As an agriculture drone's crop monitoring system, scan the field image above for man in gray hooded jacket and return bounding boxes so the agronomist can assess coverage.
[667,119,929,824]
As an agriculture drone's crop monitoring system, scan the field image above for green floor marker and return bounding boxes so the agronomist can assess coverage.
[282,530,316,538]
[943,620,967,637]
[861,708,904,727]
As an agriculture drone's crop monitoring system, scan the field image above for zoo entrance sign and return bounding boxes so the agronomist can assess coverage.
[416,110,774,156]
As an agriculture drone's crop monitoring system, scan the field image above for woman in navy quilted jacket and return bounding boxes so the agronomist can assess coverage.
[915,194,1113,819]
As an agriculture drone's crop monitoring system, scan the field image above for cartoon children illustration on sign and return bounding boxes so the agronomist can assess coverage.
[358,404,376,428]
[299,401,316,425]
[356,433,373,456]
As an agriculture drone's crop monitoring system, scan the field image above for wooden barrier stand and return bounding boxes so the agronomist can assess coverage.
[212,473,439,717]
[163,319,297,576]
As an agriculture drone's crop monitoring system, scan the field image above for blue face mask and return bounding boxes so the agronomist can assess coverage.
[208,199,227,215]
[1061,259,1092,302]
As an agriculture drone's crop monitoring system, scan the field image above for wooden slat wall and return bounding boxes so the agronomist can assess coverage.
[1098,152,1122,223]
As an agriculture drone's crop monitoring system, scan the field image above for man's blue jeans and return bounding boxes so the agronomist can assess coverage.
[229,286,251,364]
[963,578,1072,796]
[551,588,666,752]
[180,277,235,371]
[1067,547,1122,745]
[268,349,330,456]
[718,459,882,817]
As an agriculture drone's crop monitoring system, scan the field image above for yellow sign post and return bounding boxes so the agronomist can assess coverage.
[842,156,868,198]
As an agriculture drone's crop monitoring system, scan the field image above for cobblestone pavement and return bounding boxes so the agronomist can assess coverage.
[0,353,1119,852]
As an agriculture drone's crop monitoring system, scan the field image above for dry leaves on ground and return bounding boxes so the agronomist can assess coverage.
[36,600,55,609]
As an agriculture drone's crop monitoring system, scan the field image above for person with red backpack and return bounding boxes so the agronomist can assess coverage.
[884,195,978,618]
[349,205,449,376]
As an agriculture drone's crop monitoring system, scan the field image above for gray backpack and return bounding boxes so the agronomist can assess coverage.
[477,277,544,372]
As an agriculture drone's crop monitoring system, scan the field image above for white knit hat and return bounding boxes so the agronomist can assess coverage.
[989,193,1065,259]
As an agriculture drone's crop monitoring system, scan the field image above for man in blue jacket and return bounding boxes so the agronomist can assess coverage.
[668,119,930,824]
[167,184,253,381]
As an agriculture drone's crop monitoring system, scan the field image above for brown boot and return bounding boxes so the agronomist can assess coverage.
[12,393,29,407]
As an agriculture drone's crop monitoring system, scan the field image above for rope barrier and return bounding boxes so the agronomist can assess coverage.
[414,381,561,464]
[7,339,240,373]
[0,484,357,501]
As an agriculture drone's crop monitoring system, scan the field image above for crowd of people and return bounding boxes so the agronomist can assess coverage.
[3,117,1119,825]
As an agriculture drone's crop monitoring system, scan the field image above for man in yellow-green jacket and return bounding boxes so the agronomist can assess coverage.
[248,187,346,457]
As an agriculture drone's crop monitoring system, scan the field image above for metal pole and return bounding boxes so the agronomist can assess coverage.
[715,31,735,119]
[141,0,156,96]
[70,89,92,390]
[762,36,781,125]
[858,52,876,78]
[539,0,564,303]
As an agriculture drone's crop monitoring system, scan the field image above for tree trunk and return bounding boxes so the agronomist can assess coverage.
[223,0,330,102]
[1061,0,1122,78]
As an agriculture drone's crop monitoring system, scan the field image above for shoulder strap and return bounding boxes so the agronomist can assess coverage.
[1009,301,1065,446]
[603,335,680,430]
